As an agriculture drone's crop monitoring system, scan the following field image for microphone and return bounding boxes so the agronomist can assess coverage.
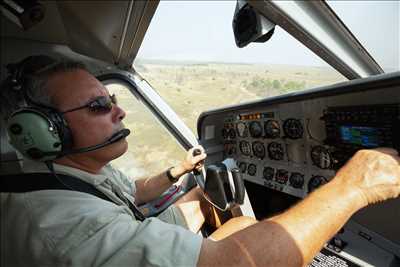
[65,129,131,155]
[29,129,131,159]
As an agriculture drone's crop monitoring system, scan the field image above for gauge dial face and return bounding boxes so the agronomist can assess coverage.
[238,162,247,173]
[311,146,332,169]
[252,141,265,159]
[283,118,303,139]
[247,164,257,176]
[236,122,248,138]
[263,167,275,180]
[221,128,228,139]
[224,143,236,155]
[308,175,328,193]
[275,169,289,184]
[289,172,304,189]
[264,120,280,139]
[249,121,263,138]
[239,141,251,156]
[228,128,236,139]
[268,142,284,160]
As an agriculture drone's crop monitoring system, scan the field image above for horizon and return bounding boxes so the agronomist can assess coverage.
[135,58,397,72]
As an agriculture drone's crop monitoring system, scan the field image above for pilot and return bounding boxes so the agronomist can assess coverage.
[1,56,400,267]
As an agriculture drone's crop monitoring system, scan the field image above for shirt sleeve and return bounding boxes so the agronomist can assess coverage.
[105,164,137,196]
[26,190,203,267]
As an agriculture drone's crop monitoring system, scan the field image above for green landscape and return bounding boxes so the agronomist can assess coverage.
[110,60,345,180]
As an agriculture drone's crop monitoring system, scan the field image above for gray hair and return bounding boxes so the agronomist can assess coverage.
[1,56,87,119]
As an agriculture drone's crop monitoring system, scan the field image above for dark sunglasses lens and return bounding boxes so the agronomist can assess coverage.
[89,96,113,113]
[110,94,117,105]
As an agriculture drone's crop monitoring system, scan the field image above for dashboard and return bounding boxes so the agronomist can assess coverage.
[198,72,400,266]
[221,103,399,199]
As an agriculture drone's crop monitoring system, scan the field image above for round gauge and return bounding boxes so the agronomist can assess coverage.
[249,121,263,138]
[264,120,280,139]
[308,175,328,193]
[236,122,248,138]
[239,141,251,156]
[283,118,304,139]
[252,141,265,159]
[238,162,247,173]
[221,128,229,139]
[224,143,236,155]
[263,167,275,180]
[247,164,257,176]
[267,142,284,160]
[228,128,236,139]
[275,169,289,184]
[311,146,332,169]
[289,172,304,189]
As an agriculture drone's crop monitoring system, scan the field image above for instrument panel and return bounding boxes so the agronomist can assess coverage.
[220,102,400,199]
[199,72,400,201]
[221,111,336,198]
[198,72,400,267]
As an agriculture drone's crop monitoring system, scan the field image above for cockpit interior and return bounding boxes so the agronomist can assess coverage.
[1,1,399,266]
[199,71,400,266]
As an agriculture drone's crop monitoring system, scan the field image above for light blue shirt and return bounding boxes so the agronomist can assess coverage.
[1,161,202,267]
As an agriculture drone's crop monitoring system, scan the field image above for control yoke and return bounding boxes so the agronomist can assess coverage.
[192,148,245,211]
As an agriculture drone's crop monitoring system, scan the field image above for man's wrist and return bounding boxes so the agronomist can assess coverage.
[168,165,188,183]
[327,177,368,210]
[166,167,179,183]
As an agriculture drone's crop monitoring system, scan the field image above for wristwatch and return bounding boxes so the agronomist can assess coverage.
[166,167,179,183]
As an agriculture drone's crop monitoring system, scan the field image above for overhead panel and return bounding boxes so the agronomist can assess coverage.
[1,1,159,67]
[0,1,68,44]
[56,1,128,64]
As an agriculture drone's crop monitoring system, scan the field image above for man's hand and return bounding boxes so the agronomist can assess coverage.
[334,148,400,206]
[166,146,207,185]
[181,146,207,173]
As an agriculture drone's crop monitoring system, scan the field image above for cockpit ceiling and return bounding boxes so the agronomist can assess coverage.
[0,1,159,68]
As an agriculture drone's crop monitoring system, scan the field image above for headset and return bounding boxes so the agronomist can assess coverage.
[4,55,130,162]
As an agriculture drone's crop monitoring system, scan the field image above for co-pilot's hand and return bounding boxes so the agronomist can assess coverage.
[181,145,207,173]
[334,148,400,206]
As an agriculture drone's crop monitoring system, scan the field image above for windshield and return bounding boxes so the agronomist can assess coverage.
[328,0,399,73]
[134,1,398,133]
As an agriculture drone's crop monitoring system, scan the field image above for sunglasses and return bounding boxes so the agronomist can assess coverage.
[62,94,117,114]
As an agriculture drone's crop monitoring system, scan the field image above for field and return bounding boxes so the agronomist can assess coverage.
[110,61,345,179]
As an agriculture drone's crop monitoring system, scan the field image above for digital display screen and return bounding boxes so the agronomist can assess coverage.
[340,126,382,147]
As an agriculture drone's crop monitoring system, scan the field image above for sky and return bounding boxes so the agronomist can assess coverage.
[136,1,399,71]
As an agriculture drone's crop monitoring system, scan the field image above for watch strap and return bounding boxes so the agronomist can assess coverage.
[166,167,179,183]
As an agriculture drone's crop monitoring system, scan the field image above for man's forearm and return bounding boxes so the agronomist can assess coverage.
[266,178,366,263]
[199,178,366,266]
[134,165,187,205]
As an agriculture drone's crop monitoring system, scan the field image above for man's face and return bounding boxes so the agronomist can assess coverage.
[47,69,128,162]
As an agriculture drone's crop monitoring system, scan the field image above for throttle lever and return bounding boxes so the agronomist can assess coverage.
[192,148,202,176]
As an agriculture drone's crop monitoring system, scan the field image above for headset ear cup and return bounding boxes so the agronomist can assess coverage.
[7,108,63,161]
[48,110,73,152]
